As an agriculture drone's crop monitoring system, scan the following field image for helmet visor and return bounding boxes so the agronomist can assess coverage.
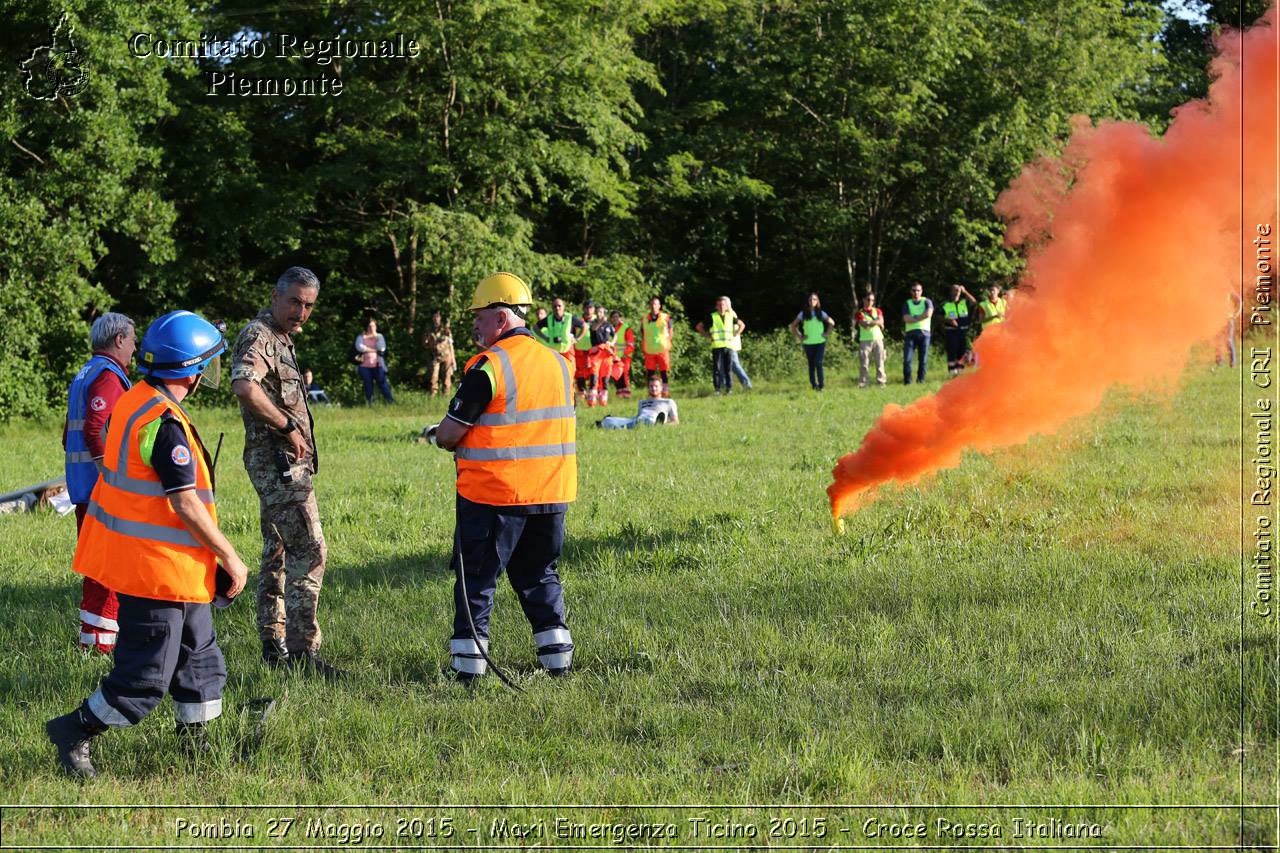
[199,354,222,390]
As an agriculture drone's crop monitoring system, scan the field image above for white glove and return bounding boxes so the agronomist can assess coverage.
[425,423,440,447]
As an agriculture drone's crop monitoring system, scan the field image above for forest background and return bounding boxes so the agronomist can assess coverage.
[0,0,1265,415]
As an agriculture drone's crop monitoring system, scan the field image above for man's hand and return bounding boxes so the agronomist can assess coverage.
[223,554,249,598]
[285,428,310,461]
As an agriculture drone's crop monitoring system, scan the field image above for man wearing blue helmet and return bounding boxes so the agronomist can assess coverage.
[46,310,251,778]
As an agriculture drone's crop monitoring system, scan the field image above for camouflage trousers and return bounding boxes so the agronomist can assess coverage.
[256,489,327,654]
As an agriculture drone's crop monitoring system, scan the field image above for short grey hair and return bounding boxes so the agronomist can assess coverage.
[275,266,320,294]
[495,306,526,326]
[90,312,135,351]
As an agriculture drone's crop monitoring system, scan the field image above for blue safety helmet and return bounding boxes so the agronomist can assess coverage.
[139,310,226,388]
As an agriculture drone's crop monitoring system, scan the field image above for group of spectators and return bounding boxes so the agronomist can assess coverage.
[529,296,676,409]
[787,284,1009,389]
[326,283,1011,405]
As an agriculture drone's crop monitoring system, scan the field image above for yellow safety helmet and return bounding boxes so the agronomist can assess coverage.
[469,272,533,312]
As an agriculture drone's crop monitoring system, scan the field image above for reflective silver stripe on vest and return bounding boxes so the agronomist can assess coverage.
[490,345,519,412]
[455,443,576,462]
[533,627,572,648]
[65,451,94,464]
[474,405,576,427]
[67,418,86,430]
[86,500,202,549]
[115,396,166,473]
[98,465,214,504]
[554,347,573,406]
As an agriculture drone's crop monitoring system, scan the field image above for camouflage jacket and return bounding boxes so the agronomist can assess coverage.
[423,328,456,362]
[230,310,318,488]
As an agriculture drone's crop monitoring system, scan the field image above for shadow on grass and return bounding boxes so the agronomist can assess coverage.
[317,513,721,592]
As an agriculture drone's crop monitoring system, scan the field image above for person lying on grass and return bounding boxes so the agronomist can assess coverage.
[596,377,679,429]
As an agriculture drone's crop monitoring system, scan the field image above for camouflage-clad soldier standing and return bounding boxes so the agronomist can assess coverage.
[229,267,344,680]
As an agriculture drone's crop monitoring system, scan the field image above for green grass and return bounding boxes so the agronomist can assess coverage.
[0,365,1270,847]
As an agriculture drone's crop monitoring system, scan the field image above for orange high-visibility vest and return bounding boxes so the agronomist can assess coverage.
[73,383,218,603]
[456,332,577,506]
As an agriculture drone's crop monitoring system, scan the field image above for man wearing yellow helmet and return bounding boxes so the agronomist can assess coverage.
[429,273,578,682]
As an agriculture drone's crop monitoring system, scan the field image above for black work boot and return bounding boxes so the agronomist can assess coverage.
[46,708,106,779]
[287,650,348,682]
[262,636,288,668]
[175,721,210,758]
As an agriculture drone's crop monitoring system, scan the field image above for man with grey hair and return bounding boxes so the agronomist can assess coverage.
[63,312,136,653]
[230,266,343,680]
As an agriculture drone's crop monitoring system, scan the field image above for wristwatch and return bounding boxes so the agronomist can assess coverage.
[277,416,298,435]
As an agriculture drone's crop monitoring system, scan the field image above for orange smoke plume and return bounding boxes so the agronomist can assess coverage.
[828,5,1278,519]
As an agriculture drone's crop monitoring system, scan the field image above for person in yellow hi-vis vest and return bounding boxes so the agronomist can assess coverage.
[46,311,250,779]
[427,273,577,683]
[977,285,1008,330]
[696,295,751,393]
[855,292,887,387]
[941,283,978,376]
[641,296,674,397]
[901,282,933,385]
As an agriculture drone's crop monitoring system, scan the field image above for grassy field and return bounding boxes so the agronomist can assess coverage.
[0,362,1271,848]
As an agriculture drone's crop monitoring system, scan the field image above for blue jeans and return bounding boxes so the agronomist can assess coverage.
[358,365,394,403]
[728,349,752,389]
[903,331,930,384]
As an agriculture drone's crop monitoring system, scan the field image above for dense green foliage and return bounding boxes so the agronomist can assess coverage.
[0,0,1253,417]
[0,367,1264,843]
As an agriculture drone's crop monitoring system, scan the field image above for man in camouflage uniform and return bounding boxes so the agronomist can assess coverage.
[230,266,343,680]
[422,310,456,396]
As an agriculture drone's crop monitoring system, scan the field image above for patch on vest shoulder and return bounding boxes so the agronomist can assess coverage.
[89,396,107,412]
[170,445,192,466]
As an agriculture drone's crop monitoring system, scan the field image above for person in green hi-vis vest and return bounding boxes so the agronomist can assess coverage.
[788,292,836,390]
[533,297,582,358]
[901,282,933,385]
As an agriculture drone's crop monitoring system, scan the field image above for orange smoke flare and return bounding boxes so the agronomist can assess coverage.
[829,5,1278,519]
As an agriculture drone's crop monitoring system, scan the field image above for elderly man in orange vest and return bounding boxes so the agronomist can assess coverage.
[428,272,577,683]
[45,311,250,778]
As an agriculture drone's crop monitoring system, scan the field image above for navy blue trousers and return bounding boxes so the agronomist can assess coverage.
[83,593,227,727]
[449,496,572,673]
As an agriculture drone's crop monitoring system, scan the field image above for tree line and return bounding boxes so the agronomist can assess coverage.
[0,0,1263,417]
